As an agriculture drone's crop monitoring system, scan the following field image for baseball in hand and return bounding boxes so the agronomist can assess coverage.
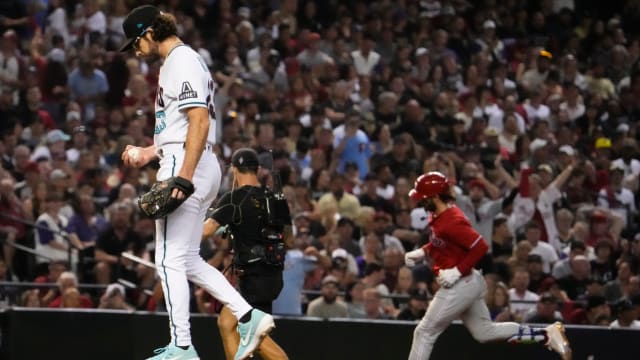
[128,148,140,162]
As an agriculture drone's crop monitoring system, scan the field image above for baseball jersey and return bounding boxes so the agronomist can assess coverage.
[154,45,217,146]
[421,205,488,276]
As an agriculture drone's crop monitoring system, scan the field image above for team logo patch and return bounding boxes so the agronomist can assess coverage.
[178,81,198,100]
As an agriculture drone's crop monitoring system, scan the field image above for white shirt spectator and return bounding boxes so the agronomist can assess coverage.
[523,100,551,122]
[0,50,19,105]
[597,187,636,227]
[46,7,70,45]
[610,320,640,329]
[508,288,540,320]
[246,46,263,72]
[85,9,107,34]
[530,241,559,273]
[350,49,380,76]
[559,101,585,121]
[509,184,563,252]
[610,158,640,177]
[487,110,526,134]
[297,49,333,69]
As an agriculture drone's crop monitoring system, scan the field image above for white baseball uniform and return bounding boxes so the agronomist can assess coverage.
[153,44,251,347]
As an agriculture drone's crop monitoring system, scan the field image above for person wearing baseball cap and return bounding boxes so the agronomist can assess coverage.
[120,6,279,360]
[118,5,162,53]
[203,146,290,360]
[405,171,571,359]
[610,298,640,329]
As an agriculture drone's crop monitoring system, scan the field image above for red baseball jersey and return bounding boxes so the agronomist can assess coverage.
[421,205,488,276]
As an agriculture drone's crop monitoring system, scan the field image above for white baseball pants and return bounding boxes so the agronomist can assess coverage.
[155,147,252,347]
[408,270,521,360]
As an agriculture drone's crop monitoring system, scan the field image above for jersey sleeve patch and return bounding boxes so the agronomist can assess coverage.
[178,81,198,101]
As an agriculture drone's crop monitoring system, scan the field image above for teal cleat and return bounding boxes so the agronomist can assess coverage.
[234,309,275,360]
[146,344,200,360]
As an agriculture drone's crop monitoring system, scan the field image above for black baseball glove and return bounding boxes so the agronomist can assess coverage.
[138,176,195,219]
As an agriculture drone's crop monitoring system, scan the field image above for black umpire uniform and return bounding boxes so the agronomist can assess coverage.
[207,148,291,313]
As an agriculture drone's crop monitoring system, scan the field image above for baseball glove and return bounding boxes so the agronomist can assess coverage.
[138,176,195,219]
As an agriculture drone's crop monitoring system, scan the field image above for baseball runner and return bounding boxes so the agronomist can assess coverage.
[119,6,273,360]
[405,172,571,360]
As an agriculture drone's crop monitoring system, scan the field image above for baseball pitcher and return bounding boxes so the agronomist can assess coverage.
[405,172,571,360]
[119,6,273,360]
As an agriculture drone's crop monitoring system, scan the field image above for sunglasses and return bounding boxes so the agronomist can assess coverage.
[133,27,151,50]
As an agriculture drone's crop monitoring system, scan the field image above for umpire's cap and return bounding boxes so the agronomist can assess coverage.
[119,5,160,52]
[231,148,260,171]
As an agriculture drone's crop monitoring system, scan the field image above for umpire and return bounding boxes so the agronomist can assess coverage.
[203,148,290,360]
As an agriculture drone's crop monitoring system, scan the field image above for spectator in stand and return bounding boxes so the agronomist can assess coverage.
[524,292,564,324]
[34,191,77,271]
[335,217,361,257]
[509,159,575,253]
[553,240,587,280]
[68,52,109,122]
[98,283,134,311]
[523,221,558,274]
[0,176,26,271]
[359,212,404,255]
[569,295,611,326]
[356,232,383,276]
[345,280,366,319]
[604,261,633,303]
[315,172,361,222]
[597,163,636,227]
[362,287,391,320]
[509,267,540,321]
[609,298,640,329]
[590,240,616,283]
[47,271,93,308]
[333,111,372,181]
[557,255,592,301]
[94,202,147,285]
[396,287,429,321]
[527,254,552,294]
[487,282,515,322]
[66,193,107,249]
[521,50,552,93]
[350,33,380,77]
[20,289,41,308]
[491,216,513,264]
[296,32,333,71]
[306,275,348,319]
[507,240,533,274]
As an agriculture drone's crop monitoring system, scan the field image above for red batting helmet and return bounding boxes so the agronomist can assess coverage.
[409,172,450,201]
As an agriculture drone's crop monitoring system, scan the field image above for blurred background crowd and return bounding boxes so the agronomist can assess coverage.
[1,0,640,329]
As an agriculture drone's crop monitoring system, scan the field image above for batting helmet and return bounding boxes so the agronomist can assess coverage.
[409,172,450,201]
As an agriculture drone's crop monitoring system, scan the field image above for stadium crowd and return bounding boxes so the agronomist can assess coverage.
[1,0,640,330]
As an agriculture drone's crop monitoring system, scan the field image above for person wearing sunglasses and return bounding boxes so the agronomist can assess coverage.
[119,5,274,360]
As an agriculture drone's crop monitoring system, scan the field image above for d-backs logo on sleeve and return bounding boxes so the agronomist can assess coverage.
[178,81,198,101]
[155,87,166,134]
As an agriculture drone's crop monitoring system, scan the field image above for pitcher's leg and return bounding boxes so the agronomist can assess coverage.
[185,205,252,319]
[155,216,192,347]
